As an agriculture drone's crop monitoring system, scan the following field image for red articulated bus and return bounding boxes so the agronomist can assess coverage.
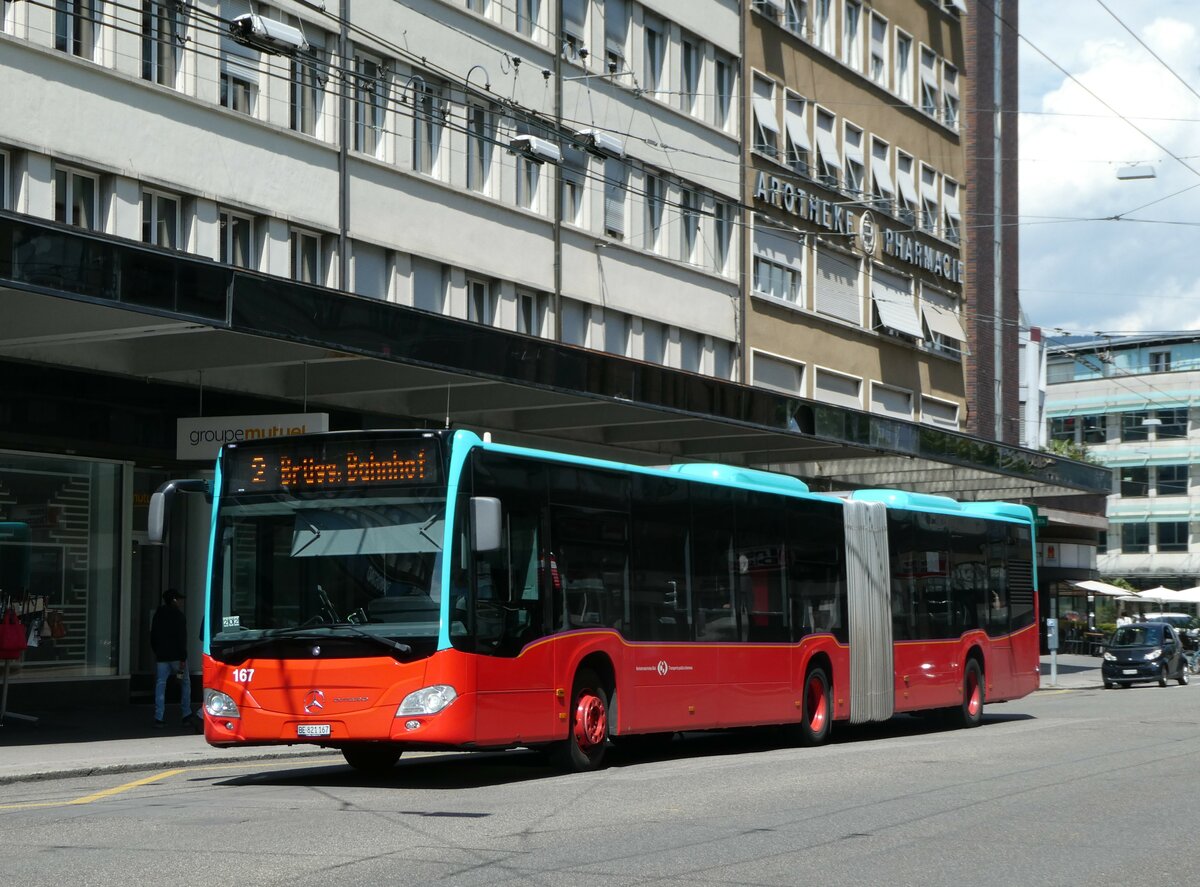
[154,429,1039,774]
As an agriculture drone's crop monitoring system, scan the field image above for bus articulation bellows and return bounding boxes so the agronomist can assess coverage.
[161,429,1039,774]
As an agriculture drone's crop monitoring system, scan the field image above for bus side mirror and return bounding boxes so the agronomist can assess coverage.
[148,479,211,543]
[470,497,502,553]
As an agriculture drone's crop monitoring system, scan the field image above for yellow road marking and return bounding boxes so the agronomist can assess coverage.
[0,756,342,812]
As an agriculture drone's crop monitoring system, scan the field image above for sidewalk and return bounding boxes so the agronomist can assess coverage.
[0,702,331,785]
[1038,651,1104,691]
[0,655,1104,786]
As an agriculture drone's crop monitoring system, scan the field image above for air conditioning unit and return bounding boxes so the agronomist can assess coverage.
[508,134,563,165]
[578,128,625,160]
[230,14,309,55]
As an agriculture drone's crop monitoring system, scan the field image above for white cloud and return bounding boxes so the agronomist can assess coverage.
[1018,4,1200,335]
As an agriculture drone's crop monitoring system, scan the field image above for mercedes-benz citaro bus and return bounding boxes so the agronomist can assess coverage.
[152,429,1040,775]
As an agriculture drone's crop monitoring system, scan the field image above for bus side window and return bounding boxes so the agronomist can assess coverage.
[691,484,738,642]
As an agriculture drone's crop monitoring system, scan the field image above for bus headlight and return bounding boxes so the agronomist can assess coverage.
[204,688,240,719]
[397,685,457,716]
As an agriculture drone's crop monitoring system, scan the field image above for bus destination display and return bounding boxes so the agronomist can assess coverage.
[226,441,438,491]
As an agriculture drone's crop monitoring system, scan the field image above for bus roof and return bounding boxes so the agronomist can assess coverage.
[850,489,1033,523]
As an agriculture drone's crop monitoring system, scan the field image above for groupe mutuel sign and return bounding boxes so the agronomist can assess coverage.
[753,170,965,285]
[177,413,330,461]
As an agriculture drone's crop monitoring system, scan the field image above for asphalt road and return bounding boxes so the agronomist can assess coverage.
[3,682,1200,887]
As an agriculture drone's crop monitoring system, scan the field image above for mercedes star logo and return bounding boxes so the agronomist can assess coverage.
[303,689,325,714]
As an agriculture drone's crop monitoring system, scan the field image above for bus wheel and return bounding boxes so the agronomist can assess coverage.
[954,659,984,728]
[342,744,402,774]
[555,669,610,772]
[795,667,832,746]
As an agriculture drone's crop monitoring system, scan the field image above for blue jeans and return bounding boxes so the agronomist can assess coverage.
[155,660,192,722]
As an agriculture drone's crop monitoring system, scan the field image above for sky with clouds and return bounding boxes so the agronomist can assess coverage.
[1019,1,1200,336]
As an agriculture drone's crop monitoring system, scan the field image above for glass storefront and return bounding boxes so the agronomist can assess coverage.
[0,450,124,678]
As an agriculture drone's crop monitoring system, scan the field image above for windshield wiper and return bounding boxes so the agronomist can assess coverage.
[418,514,442,551]
[213,624,412,663]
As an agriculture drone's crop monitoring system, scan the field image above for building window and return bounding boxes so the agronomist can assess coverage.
[713,200,733,275]
[643,16,665,96]
[291,50,325,136]
[869,13,888,86]
[519,291,548,337]
[752,351,804,395]
[468,278,495,325]
[943,179,961,244]
[56,0,100,60]
[413,81,443,175]
[1121,523,1148,554]
[220,71,256,114]
[1158,465,1189,497]
[467,0,490,14]
[752,75,779,158]
[843,123,864,197]
[1097,530,1107,554]
[467,104,493,193]
[714,54,734,131]
[142,0,181,88]
[680,329,702,373]
[605,0,628,70]
[142,189,179,249]
[563,0,586,55]
[752,220,803,304]
[920,164,938,234]
[680,189,699,264]
[1120,466,1149,498]
[870,137,894,212]
[784,92,810,176]
[1158,522,1189,553]
[54,166,98,230]
[896,151,917,226]
[517,0,540,40]
[604,157,626,238]
[353,51,386,157]
[680,37,700,117]
[219,210,253,268]
[814,108,840,189]
[643,173,663,253]
[1080,414,1105,444]
[1049,417,1077,442]
[1149,350,1171,373]
[290,228,323,284]
[895,30,913,103]
[516,154,539,209]
[1122,412,1150,442]
[815,367,863,409]
[561,168,583,225]
[813,0,833,53]
[1157,407,1188,439]
[785,0,807,38]
[815,248,861,325]
[943,63,959,130]
[919,46,939,117]
[921,395,959,428]
[0,150,7,210]
[842,1,862,71]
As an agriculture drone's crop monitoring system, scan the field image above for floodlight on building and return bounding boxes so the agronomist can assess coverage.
[508,134,563,165]
[229,14,309,55]
[577,128,625,160]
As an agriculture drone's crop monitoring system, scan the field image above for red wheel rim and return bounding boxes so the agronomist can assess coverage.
[966,671,981,717]
[805,675,827,733]
[573,690,607,750]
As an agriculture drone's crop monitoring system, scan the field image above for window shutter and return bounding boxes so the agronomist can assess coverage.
[815,249,861,324]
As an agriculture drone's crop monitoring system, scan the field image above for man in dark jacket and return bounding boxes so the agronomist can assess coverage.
[151,588,193,727]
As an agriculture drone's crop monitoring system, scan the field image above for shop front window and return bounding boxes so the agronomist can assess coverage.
[0,451,122,678]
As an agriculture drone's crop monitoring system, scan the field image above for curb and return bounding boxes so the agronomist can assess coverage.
[0,747,337,786]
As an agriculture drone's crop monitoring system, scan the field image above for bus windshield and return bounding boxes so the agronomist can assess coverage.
[209,491,448,660]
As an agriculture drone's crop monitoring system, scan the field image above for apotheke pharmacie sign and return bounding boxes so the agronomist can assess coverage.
[753,171,965,284]
[177,413,330,461]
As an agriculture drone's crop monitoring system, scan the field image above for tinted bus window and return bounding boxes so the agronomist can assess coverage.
[785,498,846,643]
[458,451,550,656]
[735,491,788,642]
[691,483,739,642]
[629,474,691,641]
[888,511,917,641]
[948,516,988,634]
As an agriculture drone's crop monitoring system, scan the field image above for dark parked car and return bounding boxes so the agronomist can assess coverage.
[1102,622,1190,689]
